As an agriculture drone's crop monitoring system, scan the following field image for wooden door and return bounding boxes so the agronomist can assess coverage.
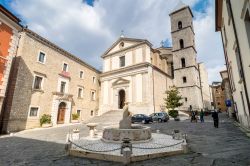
[57,108,65,124]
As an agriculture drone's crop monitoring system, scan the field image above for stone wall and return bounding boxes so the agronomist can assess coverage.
[4,31,100,132]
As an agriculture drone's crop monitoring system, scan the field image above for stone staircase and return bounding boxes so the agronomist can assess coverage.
[85,110,123,128]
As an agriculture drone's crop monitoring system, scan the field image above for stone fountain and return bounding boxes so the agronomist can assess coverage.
[67,103,188,164]
[102,103,152,142]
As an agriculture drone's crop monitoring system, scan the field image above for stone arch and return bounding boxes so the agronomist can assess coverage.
[178,21,182,29]
[118,89,126,109]
[57,102,66,124]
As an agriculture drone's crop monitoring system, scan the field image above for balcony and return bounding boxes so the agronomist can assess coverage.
[59,71,71,79]
[52,91,73,102]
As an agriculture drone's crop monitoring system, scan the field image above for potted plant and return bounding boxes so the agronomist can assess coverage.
[71,113,79,123]
[164,86,183,121]
[40,114,52,128]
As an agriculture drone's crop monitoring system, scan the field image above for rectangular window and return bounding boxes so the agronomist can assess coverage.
[91,91,96,101]
[34,76,43,90]
[29,107,38,117]
[240,91,246,113]
[60,81,66,93]
[226,0,232,25]
[77,110,81,117]
[92,76,96,84]
[244,10,250,47]
[38,52,45,63]
[78,88,83,98]
[80,71,84,79]
[63,63,68,72]
[223,27,228,46]
[228,65,235,91]
[235,47,243,79]
[119,56,125,67]
[181,58,186,68]
[183,77,187,83]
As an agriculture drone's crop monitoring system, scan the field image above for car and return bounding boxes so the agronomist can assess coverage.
[131,114,153,124]
[150,112,169,122]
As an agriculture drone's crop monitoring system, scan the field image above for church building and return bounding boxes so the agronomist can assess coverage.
[98,2,208,115]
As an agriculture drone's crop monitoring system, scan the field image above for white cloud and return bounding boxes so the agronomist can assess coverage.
[193,0,225,83]
[10,0,225,82]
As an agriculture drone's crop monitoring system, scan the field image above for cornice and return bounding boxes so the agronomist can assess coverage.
[101,62,172,79]
[174,65,199,71]
[23,29,101,74]
[171,26,195,35]
[172,46,197,53]
[176,85,201,89]
[101,42,151,58]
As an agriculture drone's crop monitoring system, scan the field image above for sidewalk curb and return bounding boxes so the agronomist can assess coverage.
[233,121,250,138]
[3,122,84,136]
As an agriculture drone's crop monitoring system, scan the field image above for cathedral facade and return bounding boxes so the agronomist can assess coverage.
[99,37,173,115]
[99,3,210,115]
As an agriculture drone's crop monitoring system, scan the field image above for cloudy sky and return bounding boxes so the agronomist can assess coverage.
[1,0,225,83]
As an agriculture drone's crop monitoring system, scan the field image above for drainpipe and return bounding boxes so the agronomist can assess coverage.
[228,0,250,114]
[152,67,156,113]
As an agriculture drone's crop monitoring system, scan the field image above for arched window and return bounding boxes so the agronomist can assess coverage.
[179,39,184,49]
[183,76,187,83]
[181,58,186,68]
[178,21,182,29]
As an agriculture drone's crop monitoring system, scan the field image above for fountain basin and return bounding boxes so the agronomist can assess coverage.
[102,125,152,143]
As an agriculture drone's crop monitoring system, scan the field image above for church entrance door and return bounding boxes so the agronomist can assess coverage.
[57,102,66,124]
[118,89,125,109]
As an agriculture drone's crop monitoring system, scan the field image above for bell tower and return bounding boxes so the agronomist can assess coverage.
[169,1,203,111]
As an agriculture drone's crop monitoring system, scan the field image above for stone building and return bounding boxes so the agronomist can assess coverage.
[211,82,227,112]
[215,0,250,129]
[0,2,212,132]
[99,37,173,115]
[169,2,203,111]
[98,2,210,115]
[220,70,235,118]
[1,28,100,132]
[0,5,22,126]
[199,63,213,110]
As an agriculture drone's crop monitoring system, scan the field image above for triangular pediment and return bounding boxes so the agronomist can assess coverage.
[102,37,152,58]
[112,78,130,86]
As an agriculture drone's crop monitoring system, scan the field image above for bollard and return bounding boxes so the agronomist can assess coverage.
[65,141,72,155]
[122,147,132,165]
[86,123,98,138]
[172,130,183,140]
[182,143,188,153]
[72,129,80,140]
[121,138,132,155]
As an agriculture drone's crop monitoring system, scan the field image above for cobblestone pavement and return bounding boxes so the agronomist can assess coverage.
[1,113,250,166]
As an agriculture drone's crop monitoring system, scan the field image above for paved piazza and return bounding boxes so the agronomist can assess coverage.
[1,113,250,165]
